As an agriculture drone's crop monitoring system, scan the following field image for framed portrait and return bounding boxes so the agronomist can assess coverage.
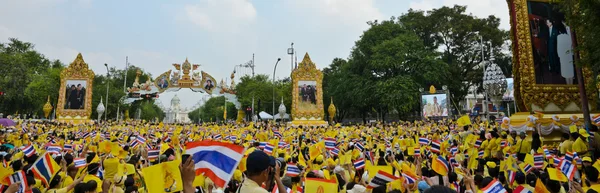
[201,71,216,94]
[57,54,95,119]
[154,70,171,92]
[292,53,325,122]
[421,94,448,118]
[509,0,596,111]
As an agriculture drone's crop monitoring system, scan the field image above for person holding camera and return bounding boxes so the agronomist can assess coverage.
[238,151,286,193]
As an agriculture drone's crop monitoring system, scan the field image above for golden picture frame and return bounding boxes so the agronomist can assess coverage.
[509,0,596,112]
[57,53,95,119]
[200,71,217,94]
[155,70,172,92]
[291,53,325,122]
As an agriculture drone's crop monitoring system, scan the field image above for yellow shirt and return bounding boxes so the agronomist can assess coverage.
[60,174,74,193]
[559,140,573,154]
[572,138,589,156]
[239,178,269,193]
[45,187,69,193]
[83,175,103,193]
[586,184,600,192]
[517,139,531,154]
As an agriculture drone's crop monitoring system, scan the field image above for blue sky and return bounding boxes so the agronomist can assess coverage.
[0,0,509,110]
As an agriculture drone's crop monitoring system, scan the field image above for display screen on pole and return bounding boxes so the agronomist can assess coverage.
[422,94,448,117]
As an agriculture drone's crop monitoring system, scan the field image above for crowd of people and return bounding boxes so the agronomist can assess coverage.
[0,117,598,193]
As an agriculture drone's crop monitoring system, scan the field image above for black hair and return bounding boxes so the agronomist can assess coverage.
[371,185,387,193]
[516,172,526,184]
[124,176,135,187]
[448,172,458,183]
[532,132,542,151]
[546,179,562,193]
[526,173,538,187]
[124,186,138,193]
[585,166,599,183]
[562,133,570,139]
[87,163,100,175]
[423,185,457,193]
[474,175,483,187]
[49,175,62,189]
[11,160,23,172]
[478,177,494,189]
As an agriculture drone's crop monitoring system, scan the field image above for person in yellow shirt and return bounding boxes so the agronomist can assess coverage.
[83,163,103,193]
[516,132,531,162]
[47,173,85,193]
[572,129,590,157]
[558,133,573,155]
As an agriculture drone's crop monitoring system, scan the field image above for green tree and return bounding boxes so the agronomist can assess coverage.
[188,96,236,122]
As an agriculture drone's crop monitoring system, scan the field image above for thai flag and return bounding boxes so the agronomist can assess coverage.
[500,140,507,148]
[22,145,36,157]
[513,186,533,193]
[278,142,287,149]
[430,141,441,154]
[146,143,152,150]
[229,136,237,142]
[474,139,482,148]
[273,131,282,139]
[559,160,576,180]
[81,132,91,139]
[419,137,429,145]
[96,166,104,179]
[331,148,340,157]
[21,127,27,133]
[553,156,563,167]
[424,149,432,158]
[449,156,459,167]
[414,148,421,156]
[478,150,484,158]
[129,140,140,148]
[354,158,365,170]
[324,137,336,150]
[523,164,533,174]
[402,171,418,184]
[533,153,544,169]
[385,140,391,149]
[286,164,301,177]
[63,144,73,152]
[8,171,28,193]
[185,141,245,188]
[136,136,147,144]
[481,179,507,193]
[450,146,458,155]
[593,114,600,125]
[543,147,552,159]
[464,152,469,160]
[264,143,274,155]
[46,146,62,154]
[148,149,160,160]
[355,142,365,152]
[213,134,222,140]
[162,136,172,143]
[565,152,575,162]
[259,142,267,149]
[364,151,374,163]
[507,170,516,185]
[74,158,87,168]
[91,131,97,138]
[367,170,399,189]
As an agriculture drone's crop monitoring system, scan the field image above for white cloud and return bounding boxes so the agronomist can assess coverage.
[184,0,257,32]
[408,0,510,29]
[290,0,383,29]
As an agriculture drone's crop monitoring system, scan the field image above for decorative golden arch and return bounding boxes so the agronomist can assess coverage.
[57,53,95,121]
[291,53,327,126]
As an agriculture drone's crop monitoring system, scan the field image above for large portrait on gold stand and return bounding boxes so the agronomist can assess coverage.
[291,53,326,126]
[57,53,95,120]
[509,0,596,112]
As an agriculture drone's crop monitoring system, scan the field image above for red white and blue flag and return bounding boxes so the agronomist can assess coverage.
[259,142,267,149]
[148,149,160,160]
[6,171,28,193]
[367,170,399,189]
[565,152,575,162]
[264,143,274,155]
[559,160,576,180]
[523,164,533,174]
[533,153,544,169]
[136,136,146,144]
[481,179,507,193]
[593,114,600,125]
[74,158,87,168]
[46,146,62,154]
[450,146,458,156]
[324,137,336,150]
[419,137,429,145]
[474,140,482,148]
[22,145,36,157]
[430,141,441,154]
[30,153,60,187]
[402,171,418,184]
[286,164,301,177]
[331,148,340,157]
[355,142,365,152]
[478,150,484,158]
[414,148,421,156]
[513,185,533,193]
[185,141,245,188]
[507,170,516,185]
[63,144,73,152]
[273,131,283,139]
[354,158,365,170]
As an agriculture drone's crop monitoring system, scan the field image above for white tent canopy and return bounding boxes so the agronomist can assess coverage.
[259,111,273,120]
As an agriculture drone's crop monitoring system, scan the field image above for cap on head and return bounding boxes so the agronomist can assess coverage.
[246,150,275,175]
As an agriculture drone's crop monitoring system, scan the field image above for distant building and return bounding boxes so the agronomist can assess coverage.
[164,94,190,123]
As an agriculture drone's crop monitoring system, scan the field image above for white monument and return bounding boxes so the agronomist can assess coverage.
[164,94,190,123]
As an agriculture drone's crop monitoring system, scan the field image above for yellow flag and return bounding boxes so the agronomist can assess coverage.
[304,178,338,193]
[457,115,472,127]
[534,178,550,193]
[0,166,12,185]
[142,160,183,193]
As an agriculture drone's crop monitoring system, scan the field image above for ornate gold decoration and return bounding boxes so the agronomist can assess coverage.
[154,70,172,92]
[328,97,336,123]
[508,0,596,111]
[43,96,53,119]
[201,71,217,94]
[57,53,95,119]
[291,53,327,126]
[429,85,437,94]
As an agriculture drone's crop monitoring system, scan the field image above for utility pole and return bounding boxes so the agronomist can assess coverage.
[117,56,129,121]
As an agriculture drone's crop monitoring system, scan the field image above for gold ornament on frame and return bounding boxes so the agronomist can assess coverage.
[291,53,327,126]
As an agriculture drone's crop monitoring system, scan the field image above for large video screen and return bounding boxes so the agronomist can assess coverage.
[422,94,448,117]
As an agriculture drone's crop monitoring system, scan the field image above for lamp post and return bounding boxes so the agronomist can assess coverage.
[483,47,507,122]
[288,43,294,72]
[104,63,110,121]
[117,57,130,121]
[273,58,281,115]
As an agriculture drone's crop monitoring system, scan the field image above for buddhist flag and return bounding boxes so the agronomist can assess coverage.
[432,155,449,176]
[304,178,338,193]
[534,178,549,193]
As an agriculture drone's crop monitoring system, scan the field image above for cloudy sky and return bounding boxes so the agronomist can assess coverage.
[0,0,509,110]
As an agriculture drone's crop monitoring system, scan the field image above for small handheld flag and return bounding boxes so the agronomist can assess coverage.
[481,179,507,193]
[74,158,87,168]
[367,170,399,189]
[286,164,301,177]
[354,158,365,170]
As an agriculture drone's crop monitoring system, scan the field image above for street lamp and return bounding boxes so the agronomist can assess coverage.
[483,48,507,121]
[288,43,294,72]
[273,58,281,115]
[117,57,130,121]
[104,63,110,121]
